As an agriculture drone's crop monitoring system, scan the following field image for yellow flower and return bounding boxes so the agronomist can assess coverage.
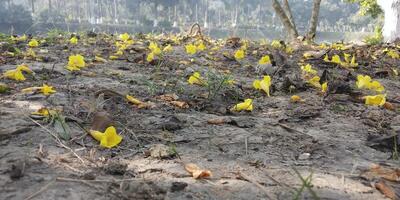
[253,76,272,97]
[185,44,197,55]
[126,95,143,105]
[28,39,39,48]
[119,33,130,42]
[368,81,385,92]
[3,64,33,81]
[259,55,271,65]
[356,75,384,92]
[232,99,253,112]
[323,54,330,62]
[307,76,321,88]
[356,75,371,89]
[147,52,155,62]
[149,42,161,55]
[331,55,342,64]
[31,108,50,117]
[188,72,204,85]
[387,50,399,59]
[301,64,317,75]
[90,126,123,148]
[67,54,85,71]
[234,49,245,60]
[350,55,358,67]
[41,84,56,96]
[285,46,294,54]
[70,37,78,45]
[321,82,328,93]
[196,42,206,51]
[163,44,173,52]
[363,94,386,106]
[271,40,282,49]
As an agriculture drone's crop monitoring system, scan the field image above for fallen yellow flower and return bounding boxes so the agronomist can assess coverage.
[259,55,271,65]
[363,94,386,106]
[185,44,197,55]
[28,39,39,48]
[232,99,253,112]
[3,64,33,81]
[331,55,342,64]
[41,84,56,96]
[70,37,78,45]
[119,33,130,42]
[356,75,384,92]
[163,44,173,52]
[31,108,50,117]
[147,52,155,62]
[253,76,272,97]
[234,49,245,60]
[67,54,85,71]
[188,72,204,85]
[307,76,321,88]
[271,40,282,49]
[321,82,328,93]
[149,42,161,55]
[301,64,317,75]
[90,126,123,148]
[196,42,206,51]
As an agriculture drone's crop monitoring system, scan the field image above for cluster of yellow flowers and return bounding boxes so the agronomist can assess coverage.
[110,33,134,60]
[300,64,328,93]
[185,40,206,55]
[324,53,358,68]
[356,75,386,106]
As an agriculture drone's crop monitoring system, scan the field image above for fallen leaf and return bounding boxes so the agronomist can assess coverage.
[207,118,229,125]
[170,101,189,109]
[375,180,396,199]
[184,163,212,179]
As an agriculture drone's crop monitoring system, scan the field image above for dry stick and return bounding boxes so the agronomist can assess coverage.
[237,171,273,200]
[56,177,138,183]
[24,179,56,200]
[27,116,86,164]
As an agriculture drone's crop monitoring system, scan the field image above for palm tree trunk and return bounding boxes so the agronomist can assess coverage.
[307,0,322,40]
[271,0,298,40]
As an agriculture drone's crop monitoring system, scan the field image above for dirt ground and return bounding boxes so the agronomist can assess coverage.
[1,33,400,200]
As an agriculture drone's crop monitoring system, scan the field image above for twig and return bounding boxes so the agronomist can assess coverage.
[236,171,273,200]
[24,179,56,200]
[56,177,138,183]
[27,116,86,164]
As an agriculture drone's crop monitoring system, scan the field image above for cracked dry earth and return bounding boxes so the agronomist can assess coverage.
[1,35,400,200]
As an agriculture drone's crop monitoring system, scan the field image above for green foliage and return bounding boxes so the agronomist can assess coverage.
[363,26,383,45]
[205,70,233,100]
[346,0,382,18]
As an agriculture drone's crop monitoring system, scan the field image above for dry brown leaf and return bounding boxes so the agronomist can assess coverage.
[369,164,400,182]
[207,118,227,125]
[158,93,179,101]
[91,112,113,132]
[375,180,396,199]
[184,163,212,179]
[170,101,189,109]
[384,102,396,111]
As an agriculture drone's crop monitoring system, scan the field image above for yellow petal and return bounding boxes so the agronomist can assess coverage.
[291,95,302,103]
[146,52,155,62]
[364,94,386,106]
[126,95,143,105]
[16,64,33,73]
[321,82,328,93]
[331,55,342,64]
[323,54,330,62]
[188,72,204,85]
[28,39,39,48]
[308,76,321,88]
[233,99,253,112]
[252,80,261,90]
[70,37,78,44]
[368,81,385,92]
[356,75,371,89]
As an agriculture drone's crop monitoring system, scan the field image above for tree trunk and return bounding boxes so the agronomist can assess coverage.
[307,0,322,40]
[282,0,297,35]
[48,0,52,11]
[271,0,298,40]
[378,0,400,42]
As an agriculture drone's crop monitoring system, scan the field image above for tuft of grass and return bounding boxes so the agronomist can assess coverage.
[204,70,233,101]
[293,168,319,200]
